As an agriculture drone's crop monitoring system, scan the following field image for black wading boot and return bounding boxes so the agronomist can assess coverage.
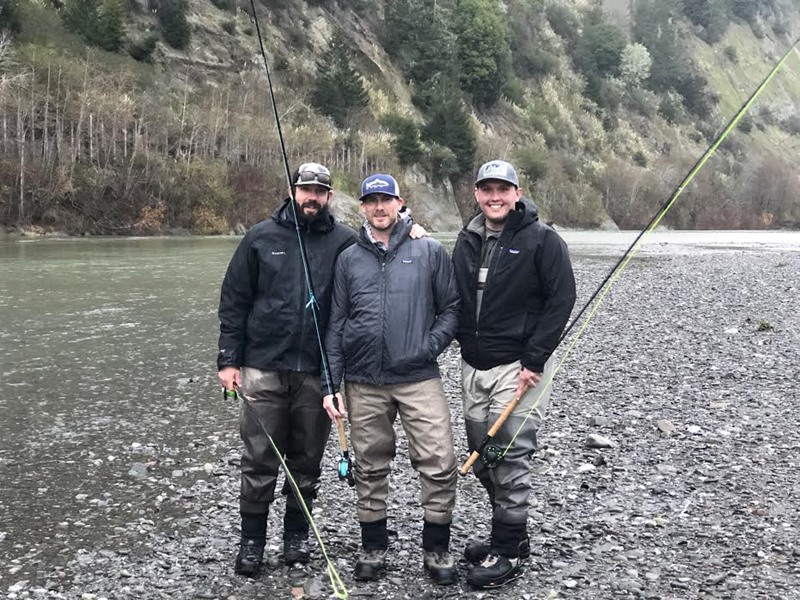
[235,511,268,577]
[464,535,530,564]
[466,553,522,589]
[466,518,526,589]
[283,503,310,565]
[422,520,458,585]
[354,519,388,582]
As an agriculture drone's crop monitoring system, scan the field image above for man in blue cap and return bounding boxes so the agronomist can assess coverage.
[322,173,461,585]
[452,160,576,589]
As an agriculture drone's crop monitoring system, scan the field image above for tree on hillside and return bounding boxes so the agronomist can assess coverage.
[633,0,688,92]
[620,43,652,86]
[0,0,22,34]
[452,0,512,108]
[383,0,456,85]
[422,77,476,174]
[682,0,731,44]
[311,31,368,128]
[573,17,627,79]
[62,0,100,44]
[96,0,125,52]
[158,0,190,49]
[62,0,126,51]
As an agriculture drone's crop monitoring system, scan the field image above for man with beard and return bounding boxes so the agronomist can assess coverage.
[218,162,353,576]
[218,163,426,577]
[322,174,461,585]
[452,160,576,589]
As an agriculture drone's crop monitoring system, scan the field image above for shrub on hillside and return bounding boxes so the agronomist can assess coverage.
[381,114,424,167]
[515,145,548,183]
[128,33,158,61]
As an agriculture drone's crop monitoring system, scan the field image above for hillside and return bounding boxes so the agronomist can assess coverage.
[0,0,799,234]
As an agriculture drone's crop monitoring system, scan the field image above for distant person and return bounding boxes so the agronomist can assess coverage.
[451,160,576,589]
[217,163,428,577]
[322,174,461,585]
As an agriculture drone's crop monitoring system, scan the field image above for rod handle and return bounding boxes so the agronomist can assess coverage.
[458,383,530,476]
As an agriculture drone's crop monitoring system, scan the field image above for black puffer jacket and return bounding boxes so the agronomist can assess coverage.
[325,218,460,391]
[452,199,576,372]
[217,199,357,373]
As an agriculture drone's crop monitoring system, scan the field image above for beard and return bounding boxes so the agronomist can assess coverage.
[297,200,329,223]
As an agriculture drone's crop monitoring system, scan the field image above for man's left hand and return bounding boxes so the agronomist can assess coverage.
[518,367,542,393]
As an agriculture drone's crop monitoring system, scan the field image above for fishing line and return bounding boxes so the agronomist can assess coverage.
[230,389,348,599]
[462,35,800,472]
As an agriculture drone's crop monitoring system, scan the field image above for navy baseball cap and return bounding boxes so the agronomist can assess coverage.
[359,173,400,201]
[475,160,519,187]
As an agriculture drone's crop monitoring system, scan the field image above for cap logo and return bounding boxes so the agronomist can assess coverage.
[365,178,391,190]
[483,162,508,178]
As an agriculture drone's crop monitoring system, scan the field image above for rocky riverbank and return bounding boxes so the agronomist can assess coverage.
[3,246,799,600]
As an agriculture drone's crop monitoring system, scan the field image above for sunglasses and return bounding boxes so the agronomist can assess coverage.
[295,170,332,186]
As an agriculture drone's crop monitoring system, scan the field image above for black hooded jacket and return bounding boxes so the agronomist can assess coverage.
[217,199,357,374]
[452,198,576,372]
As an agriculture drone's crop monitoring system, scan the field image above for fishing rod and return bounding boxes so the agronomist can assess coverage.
[460,35,800,476]
[247,0,355,487]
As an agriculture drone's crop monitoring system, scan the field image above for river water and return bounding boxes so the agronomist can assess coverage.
[0,231,798,589]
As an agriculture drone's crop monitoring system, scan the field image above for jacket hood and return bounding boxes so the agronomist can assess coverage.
[272,197,336,233]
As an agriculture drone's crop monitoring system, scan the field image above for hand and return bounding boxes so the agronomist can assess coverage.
[409,223,428,239]
[218,366,241,392]
[323,392,346,422]
[517,367,541,396]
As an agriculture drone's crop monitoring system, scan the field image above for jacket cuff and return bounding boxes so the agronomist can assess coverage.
[217,348,240,371]
[521,355,545,374]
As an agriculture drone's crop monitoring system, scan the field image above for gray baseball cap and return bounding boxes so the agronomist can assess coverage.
[475,160,519,187]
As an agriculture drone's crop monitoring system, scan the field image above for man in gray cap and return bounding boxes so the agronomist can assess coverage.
[218,162,357,576]
[451,159,576,589]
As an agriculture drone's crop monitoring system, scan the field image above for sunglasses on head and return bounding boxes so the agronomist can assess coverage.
[295,171,332,186]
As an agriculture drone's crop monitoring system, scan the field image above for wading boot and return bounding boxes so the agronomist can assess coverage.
[283,531,310,565]
[421,520,457,584]
[423,550,458,585]
[283,501,311,565]
[464,535,530,564]
[466,553,522,589]
[354,518,389,581]
[354,547,388,581]
[234,539,265,577]
[235,511,268,577]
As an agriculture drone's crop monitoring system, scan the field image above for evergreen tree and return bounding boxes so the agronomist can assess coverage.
[452,0,512,108]
[383,0,456,84]
[62,0,101,44]
[382,115,424,166]
[158,0,190,49]
[0,0,22,34]
[573,16,627,79]
[311,31,368,128]
[96,0,125,52]
[422,77,475,174]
